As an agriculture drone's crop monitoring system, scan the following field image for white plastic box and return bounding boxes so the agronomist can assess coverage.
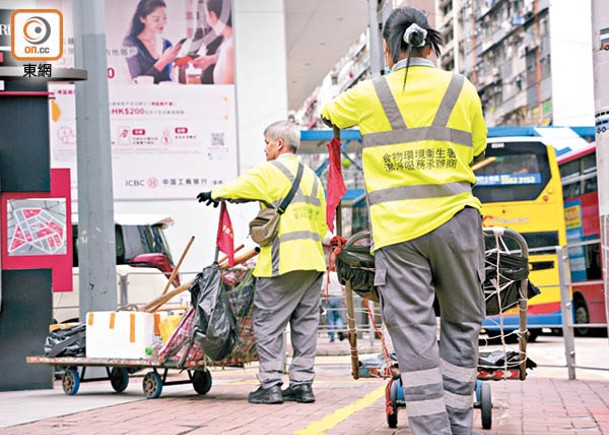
[86,311,163,359]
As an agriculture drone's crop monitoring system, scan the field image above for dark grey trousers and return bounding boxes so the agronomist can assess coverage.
[375,207,485,435]
[253,270,323,389]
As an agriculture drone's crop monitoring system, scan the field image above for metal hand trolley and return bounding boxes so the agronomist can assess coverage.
[335,227,533,430]
[27,266,258,400]
[26,355,212,399]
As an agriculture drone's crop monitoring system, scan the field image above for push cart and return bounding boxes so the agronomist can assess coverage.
[26,355,212,399]
[335,226,536,431]
[27,265,258,400]
[385,227,535,430]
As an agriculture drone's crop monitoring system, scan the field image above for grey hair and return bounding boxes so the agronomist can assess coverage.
[264,120,300,152]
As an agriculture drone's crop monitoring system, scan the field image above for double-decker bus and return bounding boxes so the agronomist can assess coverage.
[472,126,592,340]
[557,140,607,336]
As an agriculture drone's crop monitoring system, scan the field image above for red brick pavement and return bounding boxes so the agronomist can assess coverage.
[2,357,609,435]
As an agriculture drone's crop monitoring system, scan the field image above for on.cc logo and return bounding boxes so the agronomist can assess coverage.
[11,9,63,61]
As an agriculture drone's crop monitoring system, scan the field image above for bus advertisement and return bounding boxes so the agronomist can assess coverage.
[558,141,607,336]
[473,126,596,340]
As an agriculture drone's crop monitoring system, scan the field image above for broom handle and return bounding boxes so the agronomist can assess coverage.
[161,236,195,296]
[143,279,193,313]
[332,125,358,379]
[144,247,260,313]
[220,246,260,270]
[218,243,245,266]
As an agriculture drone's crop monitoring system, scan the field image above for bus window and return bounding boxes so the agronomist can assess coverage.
[559,159,580,179]
[563,182,581,200]
[521,231,560,254]
[583,176,597,195]
[582,154,597,174]
[473,141,551,203]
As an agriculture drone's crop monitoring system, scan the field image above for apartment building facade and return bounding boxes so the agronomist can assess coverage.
[437,0,594,127]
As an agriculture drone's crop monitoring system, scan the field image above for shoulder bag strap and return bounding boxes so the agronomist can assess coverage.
[277,163,304,214]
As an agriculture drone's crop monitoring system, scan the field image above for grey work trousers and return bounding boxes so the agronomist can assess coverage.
[253,270,323,389]
[375,207,485,435]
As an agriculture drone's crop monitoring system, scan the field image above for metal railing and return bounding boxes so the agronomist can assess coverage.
[531,245,608,380]
[55,258,609,380]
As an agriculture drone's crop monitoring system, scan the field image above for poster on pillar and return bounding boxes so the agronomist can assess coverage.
[47,0,238,200]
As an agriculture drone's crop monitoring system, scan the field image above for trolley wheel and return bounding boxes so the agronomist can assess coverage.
[387,378,400,429]
[480,381,492,429]
[62,367,80,396]
[142,371,163,399]
[109,367,129,393]
[192,369,212,395]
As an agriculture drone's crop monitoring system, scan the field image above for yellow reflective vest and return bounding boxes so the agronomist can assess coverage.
[212,154,328,277]
[321,58,487,251]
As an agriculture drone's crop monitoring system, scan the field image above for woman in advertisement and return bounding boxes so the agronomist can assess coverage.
[192,0,234,84]
[123,0,183,84]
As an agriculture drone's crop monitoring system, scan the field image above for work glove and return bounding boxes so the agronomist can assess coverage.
[321,116,334,129]
[197,191,219,207]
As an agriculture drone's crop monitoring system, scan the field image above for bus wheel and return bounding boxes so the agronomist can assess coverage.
[574,297,590,337]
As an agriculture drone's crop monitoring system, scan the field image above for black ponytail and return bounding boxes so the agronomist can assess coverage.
[382,7,443,91]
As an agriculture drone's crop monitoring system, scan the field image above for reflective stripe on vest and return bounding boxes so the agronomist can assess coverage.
[373,75,407,130]
[365,73,472,205]
[271,160,321,207]
[363,126,472,148]
[368,181,472,206]
[366,74,470,148]
[269,160,322,277]
[432,74,465,126]
[270,231,322,276]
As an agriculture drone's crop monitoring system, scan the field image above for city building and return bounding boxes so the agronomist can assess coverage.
[301,0,594,129]
[438,0,594,127]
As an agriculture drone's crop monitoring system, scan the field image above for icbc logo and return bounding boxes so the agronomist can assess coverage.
[147,178,158,188]
[11,9,63,61]
[126,179,145,187]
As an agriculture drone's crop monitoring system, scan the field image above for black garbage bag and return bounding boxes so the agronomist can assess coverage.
[189,265,239,361]
[44,323,86,357]
[484,251,541,315]
[335,231,378,302]
[479,349,537,370]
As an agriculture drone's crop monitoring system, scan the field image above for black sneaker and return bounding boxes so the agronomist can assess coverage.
[282,384,315,403]
[338,331,346,341]
[247,385,284,404]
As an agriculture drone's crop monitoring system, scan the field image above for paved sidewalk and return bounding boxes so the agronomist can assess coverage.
[1,338,608,434]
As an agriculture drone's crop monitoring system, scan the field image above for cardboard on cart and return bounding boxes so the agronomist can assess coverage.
[86,311,163,359]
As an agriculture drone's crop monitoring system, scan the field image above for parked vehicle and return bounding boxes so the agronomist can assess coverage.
[558,141,607,336]
[53,214,178,323]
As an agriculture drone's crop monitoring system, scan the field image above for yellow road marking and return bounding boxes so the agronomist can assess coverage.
[223,378,379,387]
[294,385,386,435]
[224,379,259,386]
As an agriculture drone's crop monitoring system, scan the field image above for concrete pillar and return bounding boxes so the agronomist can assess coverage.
[591,0,609,338]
